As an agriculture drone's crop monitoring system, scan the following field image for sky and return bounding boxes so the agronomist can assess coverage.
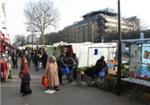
[5,0,150,43]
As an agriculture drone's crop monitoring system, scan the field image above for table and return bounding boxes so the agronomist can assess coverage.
[122,78,150,104]
[122,78,150,87]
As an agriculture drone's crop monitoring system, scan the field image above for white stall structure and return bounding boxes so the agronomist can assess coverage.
[53,42,117,68]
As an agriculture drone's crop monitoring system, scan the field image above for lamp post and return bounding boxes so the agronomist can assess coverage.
[31,31,34,50]
[27,29,38,50]
[117,0,122,96]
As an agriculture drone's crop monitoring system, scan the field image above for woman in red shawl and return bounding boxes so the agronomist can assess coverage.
[19,55,32,96]
[0,58,9,82]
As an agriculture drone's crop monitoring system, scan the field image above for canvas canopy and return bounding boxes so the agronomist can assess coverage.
[53,42,117,68]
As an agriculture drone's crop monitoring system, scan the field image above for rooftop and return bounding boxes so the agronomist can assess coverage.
[83,8,117,19]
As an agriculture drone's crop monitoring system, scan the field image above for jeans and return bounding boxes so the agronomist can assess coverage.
[35,62,39,71]
[67,67,74,82]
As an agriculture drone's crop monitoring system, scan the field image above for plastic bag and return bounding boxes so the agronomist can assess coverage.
[62,67,70,74]
[99,70,106,78]
[41,76,49,88]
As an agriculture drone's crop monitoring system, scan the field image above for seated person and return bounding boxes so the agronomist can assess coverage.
[95,56,108,78]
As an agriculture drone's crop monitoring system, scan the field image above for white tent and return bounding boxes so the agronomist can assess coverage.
[71,42,117,67]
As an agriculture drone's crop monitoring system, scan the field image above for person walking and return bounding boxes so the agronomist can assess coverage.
[11,51,18,69]
[57,54,64,85]
[33,51,40,71]
[63,52,75,82]
[0,58,9,82]
[72,53,79,79]
[44,56,59,91]
[19,55,32,96]
[41,49,48,69]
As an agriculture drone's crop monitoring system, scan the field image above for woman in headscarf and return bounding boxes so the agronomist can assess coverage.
[19,55,32,96]
[44,55,59,91]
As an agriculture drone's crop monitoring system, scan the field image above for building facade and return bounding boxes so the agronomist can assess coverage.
[60,8,140,43]
[0,0,8,37]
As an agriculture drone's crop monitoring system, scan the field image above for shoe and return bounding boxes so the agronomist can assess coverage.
[46,86,50,89]
[54,88,59,91]
[69,80,73,83]
[54,86,59,91]
[22,90,32,97]
[60,83,64,85]
[22,93,27,97]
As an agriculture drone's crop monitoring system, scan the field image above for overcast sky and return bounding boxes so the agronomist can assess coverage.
[5,0,150,42]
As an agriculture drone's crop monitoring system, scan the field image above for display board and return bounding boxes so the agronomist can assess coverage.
[129,44,150,78]
[140,44,150,78]
[129,44,141,71]
[142,44,150,64]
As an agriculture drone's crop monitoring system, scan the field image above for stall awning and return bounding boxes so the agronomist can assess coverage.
[0,32,9,43]
[0,32,4,40]
[121,38,150,44]
[4,37,9,43]
[0,31,13,49]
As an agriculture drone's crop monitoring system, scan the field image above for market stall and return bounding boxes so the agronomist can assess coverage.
[53,42,117,68]
[121,38,150,79]
[0,32,12,82]
[121,38,150,104]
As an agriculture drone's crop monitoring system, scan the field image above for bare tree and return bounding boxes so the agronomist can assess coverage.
[125,16,141,32]
[24,0,59,44]
[140,23,148,31]
[14,35,27,46]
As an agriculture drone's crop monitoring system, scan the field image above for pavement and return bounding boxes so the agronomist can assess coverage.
[0,63,144,105]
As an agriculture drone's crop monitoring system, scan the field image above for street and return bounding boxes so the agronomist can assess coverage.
[1,63,143,105]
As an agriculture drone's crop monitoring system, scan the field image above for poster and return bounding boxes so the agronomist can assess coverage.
[142,44,150,64]
[130,45,141,71]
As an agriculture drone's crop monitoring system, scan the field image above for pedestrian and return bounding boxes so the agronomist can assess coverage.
[72,53,79,79]
[63,52,75,82]
[33,51,40,71]
[25,51,31,67]
[44,55,59,91]
[19,55,32,96]
[41,49,48,69]
[0,58,9,82]
[11,51,18,69]
[57,54,66,85]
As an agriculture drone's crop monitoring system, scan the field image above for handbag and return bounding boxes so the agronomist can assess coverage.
[41,76,49,88]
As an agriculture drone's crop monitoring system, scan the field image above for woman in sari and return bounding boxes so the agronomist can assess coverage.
[45,55,59,91]
[19,55,32,96]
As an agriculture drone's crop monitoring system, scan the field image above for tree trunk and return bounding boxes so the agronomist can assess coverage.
[41,29,45,45]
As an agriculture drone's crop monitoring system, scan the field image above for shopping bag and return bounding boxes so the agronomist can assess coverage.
[62,67,70,74]
[41,76,49,88]
[99,70,106,78]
